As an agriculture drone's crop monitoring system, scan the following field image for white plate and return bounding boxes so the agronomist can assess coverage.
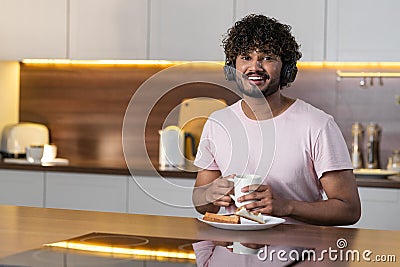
[3,158,69,166]
[353,169,399,178]
[198,215,285,231]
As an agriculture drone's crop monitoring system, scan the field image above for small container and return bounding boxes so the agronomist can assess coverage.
[351,122,364,169]
[387,150,400,172]
[25,145,44,163]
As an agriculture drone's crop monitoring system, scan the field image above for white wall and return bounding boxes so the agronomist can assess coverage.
[0,62,19,137]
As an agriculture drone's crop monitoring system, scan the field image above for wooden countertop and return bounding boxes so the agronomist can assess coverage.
[1,160,400,189]
[0,205,399,266]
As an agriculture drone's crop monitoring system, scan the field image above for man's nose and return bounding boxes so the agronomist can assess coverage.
[249,60,262,71]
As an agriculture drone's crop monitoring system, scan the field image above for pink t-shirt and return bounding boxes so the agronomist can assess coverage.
[194,99,352,220]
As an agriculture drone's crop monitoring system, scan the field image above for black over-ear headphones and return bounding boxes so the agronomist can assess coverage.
[223,60,298,85]
[280,61,298,85]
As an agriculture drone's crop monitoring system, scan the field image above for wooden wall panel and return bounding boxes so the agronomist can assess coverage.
[19,64,239,167]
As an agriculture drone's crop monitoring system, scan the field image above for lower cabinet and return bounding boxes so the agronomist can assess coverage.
[128,176,199,218]
[45,172,128,213]
[0,170,44,207]
[2,169,399,229]
[351,187,400,231]
[0,169,199,217]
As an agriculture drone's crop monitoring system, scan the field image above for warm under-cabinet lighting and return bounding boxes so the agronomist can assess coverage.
[21,59,188,66]
[45,241,196,260]
[21,59,400,69]
[337,70,400,78]
[297,61,400,70]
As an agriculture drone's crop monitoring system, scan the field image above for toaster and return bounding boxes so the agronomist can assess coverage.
[1,122,49,158]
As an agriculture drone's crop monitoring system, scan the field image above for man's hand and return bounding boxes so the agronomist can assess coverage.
[237,184,292,217]
[192,170,235,214]
[205,174,235,207]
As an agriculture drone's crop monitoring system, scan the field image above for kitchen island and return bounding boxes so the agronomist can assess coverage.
[0,205,398,266]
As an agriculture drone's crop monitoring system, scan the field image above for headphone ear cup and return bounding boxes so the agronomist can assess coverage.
[223,64,236,81]
[280,62,298,84]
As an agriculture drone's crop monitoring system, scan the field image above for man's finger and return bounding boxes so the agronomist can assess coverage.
[244,184,268,192]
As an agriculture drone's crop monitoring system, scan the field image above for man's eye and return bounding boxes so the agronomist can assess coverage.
[240,56,251,61]
[262,56,273,61]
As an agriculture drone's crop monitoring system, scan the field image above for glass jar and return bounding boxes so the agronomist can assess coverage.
[387,150,400,171]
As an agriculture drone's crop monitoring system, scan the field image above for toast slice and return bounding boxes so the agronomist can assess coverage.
[203,212,240,224]
[235,207,265,224]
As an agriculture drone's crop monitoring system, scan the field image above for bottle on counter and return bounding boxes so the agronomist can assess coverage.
[351,122,364,169]
[365,122,381,169]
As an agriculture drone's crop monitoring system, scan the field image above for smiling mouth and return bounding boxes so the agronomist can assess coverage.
[243,73,270,82]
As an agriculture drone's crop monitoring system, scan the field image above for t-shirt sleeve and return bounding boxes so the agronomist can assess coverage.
[192,241,215,267]
[193,118,220,170]
[313,117,353,178]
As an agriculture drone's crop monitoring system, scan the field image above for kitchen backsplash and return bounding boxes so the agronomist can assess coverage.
[19,63,399,168]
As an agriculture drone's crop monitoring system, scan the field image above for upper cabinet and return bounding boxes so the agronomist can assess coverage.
[0,0,67,60]
[235,0,325,61]
[148,0,234,61]
[326,0,400,61]
[69,0,148,60]
[1,0,400,62]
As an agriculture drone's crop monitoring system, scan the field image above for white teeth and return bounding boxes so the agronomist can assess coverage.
[248,76,263,81]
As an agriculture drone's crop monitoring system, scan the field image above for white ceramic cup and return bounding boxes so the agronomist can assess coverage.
[228,174,262,207]
[41,144,57,162]
[228,242,261,255]
[26,145,45,163]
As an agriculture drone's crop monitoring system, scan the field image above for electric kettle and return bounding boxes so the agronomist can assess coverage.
[158,125,196,168]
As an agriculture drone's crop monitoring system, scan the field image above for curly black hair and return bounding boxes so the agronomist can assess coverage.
[222,14,302,72]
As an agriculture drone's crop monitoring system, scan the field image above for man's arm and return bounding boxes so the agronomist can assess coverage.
[242,169,361,226]
[289,170,360,225]
[192,169,234,214]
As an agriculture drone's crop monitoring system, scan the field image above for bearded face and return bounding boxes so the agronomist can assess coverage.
[234,50,282,98]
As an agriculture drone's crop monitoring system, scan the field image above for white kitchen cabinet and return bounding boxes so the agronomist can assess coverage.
[128,176,198,217]
[0,0,67,60]
[45,172,128,213]
[351,187,400,230]
[149,0,234,61]
[326,0,400,61]
[69,0,148,60]
[0,170,44,207]
[235,0,325,61]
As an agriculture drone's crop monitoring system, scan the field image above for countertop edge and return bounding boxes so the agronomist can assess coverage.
[355,177,400,189]
[1,162,400,188]
[0,162,198,178]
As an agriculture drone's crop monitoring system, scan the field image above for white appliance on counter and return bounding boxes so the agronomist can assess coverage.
[159,125,194,168]
[1,122,49,158]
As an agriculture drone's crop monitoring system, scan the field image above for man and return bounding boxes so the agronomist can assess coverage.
[192,14,360,226]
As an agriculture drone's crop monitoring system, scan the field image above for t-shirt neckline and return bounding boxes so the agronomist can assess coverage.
[236,98,299,122]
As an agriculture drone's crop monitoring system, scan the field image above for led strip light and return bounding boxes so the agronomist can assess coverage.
[45,241,196,260]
